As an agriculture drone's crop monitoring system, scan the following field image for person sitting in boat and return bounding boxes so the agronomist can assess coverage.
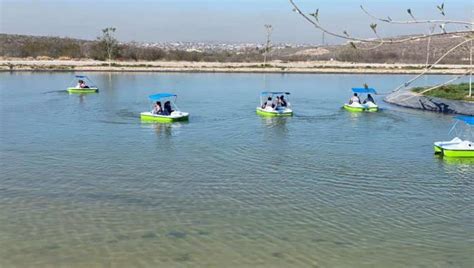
[275,96,281,108]
[363,94,375,104]
[76,80,90,89]
[279,95,288,107]
[152,101,163,115]
[349,93,361,104]
[262,97,275,110]
[163,101,174,115]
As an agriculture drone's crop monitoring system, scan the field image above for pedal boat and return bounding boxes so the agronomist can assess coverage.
[343,87,378,112]
[434,116,474,158]
[140,93,189,123]
[67,75,99,94]
[256,91,293,117]
[256,107,293,117]
[67,87,99,94]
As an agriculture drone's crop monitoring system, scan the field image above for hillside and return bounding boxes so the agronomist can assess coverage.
[0,33,471,64]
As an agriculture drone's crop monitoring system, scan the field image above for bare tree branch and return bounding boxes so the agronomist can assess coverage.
[393,37,473,92]
[289,0,473,46]
[360,5,473,26]
[424,24,436,68]
[397,72,470,102]
[417,73,469,95]
[288,0,473,98]
[406,9,416,21]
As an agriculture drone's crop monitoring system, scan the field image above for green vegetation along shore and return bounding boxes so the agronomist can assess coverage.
[412,83,474,101]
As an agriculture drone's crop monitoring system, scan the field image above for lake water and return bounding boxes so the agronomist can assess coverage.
[0,72,472,267]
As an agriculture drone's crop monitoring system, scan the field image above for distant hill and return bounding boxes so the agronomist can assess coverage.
[328,33,471,64]
[0,33,470,64]
[0,34,96,59]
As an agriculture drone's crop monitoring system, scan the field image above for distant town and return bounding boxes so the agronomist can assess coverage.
[133,41,316,52]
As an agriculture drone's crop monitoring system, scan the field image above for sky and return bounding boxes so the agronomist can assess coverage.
[0,0,472,44]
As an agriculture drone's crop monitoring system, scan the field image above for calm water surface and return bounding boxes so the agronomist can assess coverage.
[0,72,473,267]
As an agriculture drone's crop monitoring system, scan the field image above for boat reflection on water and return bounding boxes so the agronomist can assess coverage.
[436,155,474,165]
[261,116,289,128]
[77,93,88,104]
[260,116,290,141]
[141,121,188,137]
[347,110,363,118]
[153,123,173,137]
[345,107,383,128]
[436,155,474,181]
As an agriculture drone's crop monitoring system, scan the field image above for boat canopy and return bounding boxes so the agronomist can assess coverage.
[148,93,177,101]
[260,91,291,96]
[456,116,474,125]
[70,75,96,87]
[352,88,377,94]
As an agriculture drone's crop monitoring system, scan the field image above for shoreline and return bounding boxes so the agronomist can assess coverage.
[384,90,474,115]
[0,59,470,74]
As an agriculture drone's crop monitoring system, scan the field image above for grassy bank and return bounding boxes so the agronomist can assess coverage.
[412,83,474,101]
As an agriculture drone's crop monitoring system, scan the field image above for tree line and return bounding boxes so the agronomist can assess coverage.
[0,32,469,64]
[0,33,266,62]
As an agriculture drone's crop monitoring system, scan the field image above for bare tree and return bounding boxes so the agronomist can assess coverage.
[98,27,118,67]
[288,0,473,98]
[263,24,273,67]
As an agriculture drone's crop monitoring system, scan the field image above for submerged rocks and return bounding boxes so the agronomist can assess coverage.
[384,90,474,115]
[166,231,187,239]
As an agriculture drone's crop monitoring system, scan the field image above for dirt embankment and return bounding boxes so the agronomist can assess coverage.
[0,59,470,74]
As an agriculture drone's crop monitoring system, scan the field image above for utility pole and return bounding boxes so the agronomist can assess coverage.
[469,38,472,98]
[263,24,273,67]
[469,16,473,98]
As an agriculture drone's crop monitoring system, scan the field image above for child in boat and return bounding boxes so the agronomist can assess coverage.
[163,101,173,115]
[363,94,375,104]
[279,95,287,107]
[152,101,163,114]
[349,93,361,104]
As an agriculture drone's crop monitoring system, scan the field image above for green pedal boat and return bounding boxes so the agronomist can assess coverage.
[67,75,99,94]
[256,91,293,117]
[343,87,378,112]
[140,93,189,123]
[434,116,474,158]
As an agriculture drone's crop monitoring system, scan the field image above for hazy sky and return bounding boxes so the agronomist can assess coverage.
[0,0,472,44]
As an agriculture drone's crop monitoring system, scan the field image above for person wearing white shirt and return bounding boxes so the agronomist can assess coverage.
[349,93,361,104]
[262,97,275,110]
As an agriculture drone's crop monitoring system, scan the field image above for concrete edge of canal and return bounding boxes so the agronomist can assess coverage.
[384,90,474,116]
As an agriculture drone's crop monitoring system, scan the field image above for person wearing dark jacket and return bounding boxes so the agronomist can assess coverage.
[280,95,287,107]
[152,101,163,114]
[164,101,173,115]
[363,94,375,104]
